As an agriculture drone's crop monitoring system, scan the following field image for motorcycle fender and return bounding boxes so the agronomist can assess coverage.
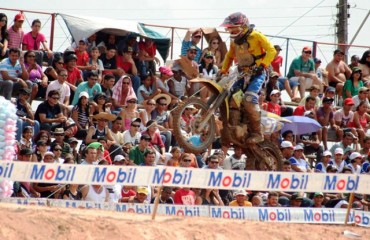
[190,78,224,95]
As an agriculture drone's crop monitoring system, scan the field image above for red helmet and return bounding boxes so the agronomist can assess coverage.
[220,12,249,28]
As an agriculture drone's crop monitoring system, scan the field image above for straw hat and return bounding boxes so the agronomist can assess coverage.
[92,112,117,121]
[152,94,171,105]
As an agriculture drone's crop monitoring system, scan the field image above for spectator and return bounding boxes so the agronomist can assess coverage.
[68,137,81,164]
[263,89,282,116]
[0,48,28,99]
[22,19,53,64]
[99,46,123,77]
[0,13,8,59]
[287,46,322,99]
[85,112,116,145]
[347,152,362,174]
[150,187,174,204]
[97,34,117,53]
[156,66,178,103]
[116,46,140,93]
[326,49,352,98]
[64,53,82,94]
[31,140,48,162]
[151,94,172,152]
[180,46,200,93]
[358,50,370,82]
[51,128,72,159]
[128,186,149,204]
[71,91,90,140]
[280,141,294,161]
[343,67,364,99]
[88,46,104,83]
[44,55,64,82]
[166,147,182,167]
[51,143,64,163]
[23,50,48,101]
[282,160,292,171]
[110,116,124,146]
[117,34,139,61]
[199,189,224,206]
[90,92,111,119]
[198,52,218,102]
[80,145,98,165]
[312,192,325,208]
[264,192,281,207]
[352,86,369,111]
[222,146,246,170]
[348,100,370,145]
[329,132,355,157]
[349,55,360,70]
[19,126,33,149]
[128,134,151,165]
[179,153,195,168]
[140,150,156,167]
[72,71,102,105]
[138,38,158,76]
[119,96,140,131]
[112,155,127,166]
[316,97,339,150]
[81,183,109,203]
[299,84,321,109]
[75,39,91,72]
[203,155,222,170]
[123,118,142,145]
[314,57,328,87]
[139,99,156,127]
[142,120,165,162]
[46,68,71,116]
[97,137,113,164]
[315,150,332,173]
[34,90,67,131]
[289,144,312,172]
[293,96,316,116]
[62,183,82,200]
[229,190,252,207]
[15,88,40,141]
[289,193,304,207]
[174,187,196,205]
[167,64,189,99]
[7,13,24,49]
[200,36,222,68]
[111,75,137,111]
[334,98,357,142]
[100,74,115,100]
[181,29,202,63]
[137,72,160,104]
[329,148,347,173]
[360,136,370,159]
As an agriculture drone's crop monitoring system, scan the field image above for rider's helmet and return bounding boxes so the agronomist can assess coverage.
[220,12,249,39]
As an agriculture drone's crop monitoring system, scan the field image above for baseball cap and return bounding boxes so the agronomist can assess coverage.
[68,137,78,144]
[44,151,54,157]
[349,152,362,160]
[14,13,25,21]
[187,46,197,52]
[159,66,173,76]
[79,91,89,99]
[302,46,312,52]
[281,141,293,149]
[20,148,33,156]
[131,118,141,124]
[325,87,335,93]
[235,189,247,196]
[114,155,125,162]
[314,192,324,197]
[270,89,280,96]
[204,51,214,58]
[137,187,149,195]
[334,148,344,155]
[343,98,355,106]
[359,87,369,92]
[270,71,279,78]
[294,145,304,151]
[79,38,88,45]
[352,67,362,73]
[323,150,332,157]
[291,192,303,201]
[87,142,104,151]
[334,49,344,55]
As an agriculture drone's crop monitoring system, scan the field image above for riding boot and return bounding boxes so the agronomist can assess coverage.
[243,102,264,144]
[229,109,241,126]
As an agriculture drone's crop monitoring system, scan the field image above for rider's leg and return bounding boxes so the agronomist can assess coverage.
[243,72,266,144]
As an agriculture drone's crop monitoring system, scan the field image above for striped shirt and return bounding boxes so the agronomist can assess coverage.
[0,58,23,80]
[7,26,24,49]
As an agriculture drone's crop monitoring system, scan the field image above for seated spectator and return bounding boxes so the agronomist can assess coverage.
[263,89,281,116]
[343,67,364,99]
[174,187,196,205]
[80,144,98,165]
[352,86,369,111]
[264,191,281,207]
[51,143,64,163]
[299,84,321,109]
[289,144,312,172]
[181,29,202,63]
[68,137,81,164]
[51,128,72,159]
[198,52,218,102]
[33,130,51,148]
[62,184,82,200]
[46,68,71,115]
[128,134,151,165]
[314,57,328,88]
[329,132,356,158]
[87,46,104,83]
[360,136,370,159]
[97,137,113,164]
[142,120,165,163]
[312,192,325,208]
[34,90,67,131]
[150,187,174,204]
[128,186,149,204]
[119,96,140,131]
[137,72,160,104]
[22,19,53,65]
[123,118,142,145]
[156,66,178,104]
[100,45,123,77]
[265,72,293,117]
[199,189,224,206]
[326,49,352,98]
[166,147,181,167]
[288,192,306,207]
[315,150,332,173]
[110,116,124,146]
[139,99,156,127]
[44,55,64,82]
[116,46,140,93]
[15,88,40,141]
[100,74,114,100]
[90,92,111,120]
[140,150,156,167]
[348,100,370,145]
[7,13,24,50]
[178,46,200,93]
[31,139,48,162]
[200,36,222,68]
[64,53,82,94]
[23,50,48,101]
[334,98,356,142]
[19,126,33,150]
[111,75,137,111]
[229,190,252,207]
[71,91,90,140]
[72,71,102,105]
[347,152,362,174]
[81,184,109,203]
[179,104,195,134]
[0,48,28,99]
[358,50,370,82]
[85,112,116,145]
[138,38,158,76]
[293,96,316,116]
[287,46,322,99]
[280,141,294,161]
[0,13,9,59]
[97,34,117,54]
[167,64,190,100]
[316,97,339,150]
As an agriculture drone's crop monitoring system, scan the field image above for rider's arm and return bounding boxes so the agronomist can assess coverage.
[255,32,276,68]
[221,43,236,74]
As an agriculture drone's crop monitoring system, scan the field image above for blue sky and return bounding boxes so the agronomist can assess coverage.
[1,0,369,69]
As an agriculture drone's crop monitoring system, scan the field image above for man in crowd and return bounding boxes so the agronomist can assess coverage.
[8,13,25,49]
[222,146,246,170]
[129,134,151,165]
[51,128,72,159]
[264,192,281,207]
[81,143,98,165]
[123,118,142,145]
[293,96,316,116]
[229,190,252,207]
[72,71,102,105]
[280,141,294,161]
[181,29,202,63]
[46,68,71,115]
[316,97,339,150]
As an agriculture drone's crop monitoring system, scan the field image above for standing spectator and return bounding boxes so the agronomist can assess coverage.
[343,67,364,99]
[7,13,24,49]
[180,46,200,93]
[358,50,370,82]
[46,69,71,115]
[229,190,252,207]
[287,46,322,99]
[22,19,53,64]
[200,36,222,68]
[34,90,66,131]
[330,148,347,173]
[111,75,137,111]
[0,48,28,99]
[289,145,312,172]
[316,97,339,150]
[315,151,332,173]
[181,29,202,63]
[326,49,352,98]
[352,86,369,111]
[72,71,102,105]
[0,13,8,59]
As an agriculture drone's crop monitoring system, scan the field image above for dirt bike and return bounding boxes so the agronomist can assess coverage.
[172,67,287,171]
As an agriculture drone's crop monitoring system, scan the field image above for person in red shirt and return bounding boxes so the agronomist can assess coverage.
[64,53,82,93]
[116,46,140,93]
[263,89,282,116]
[138,38,157,75]
[75,39,91,71]
[119,186,136,203]
[293,96,316,116]
[174,188,196,205]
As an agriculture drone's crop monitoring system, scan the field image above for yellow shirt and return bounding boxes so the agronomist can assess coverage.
[229,200,253,207]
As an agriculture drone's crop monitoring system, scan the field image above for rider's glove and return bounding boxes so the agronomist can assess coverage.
[253,64,266,75]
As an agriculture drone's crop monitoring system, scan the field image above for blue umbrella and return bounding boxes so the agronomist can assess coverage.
[281,116,322,135]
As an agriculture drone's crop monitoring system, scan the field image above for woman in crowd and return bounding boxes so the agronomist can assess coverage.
[0,13,8,59]
[111,75,137,111]
[137,72,160,104]
[24,50,48,101]
[156,66,178,106]
[72,91,90,140]
[33,130,51,147]
[44,56,64,81]
[198,52,218,102]
[289,145,312,172]
[358,50,370,83]
[343,67,364,99]
[19,126,33,149]
[199,189,224,206]
[348,100,370,146]
[200,36,222,67]
[31,140,49,162]
[119,96,140,131]
[51,143,64,164]
[166,147,182,167]
[142,120,166,161]
[90,92,111,118]
[139,99,156,127]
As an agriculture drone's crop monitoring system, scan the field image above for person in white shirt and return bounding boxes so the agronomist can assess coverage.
[123,118,142,145]
[222,146,246,170]
[46,68,71,114]
[347,152,362,174]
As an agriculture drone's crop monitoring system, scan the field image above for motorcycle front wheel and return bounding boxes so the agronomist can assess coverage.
[172,97,216,154]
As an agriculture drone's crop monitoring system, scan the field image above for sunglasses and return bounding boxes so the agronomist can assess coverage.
[142,138,151,141]
[0,19,7,22]
[206,56,213,59]
[51,97,60,100]
[159,103,167,106]
[147,103,156,106]
[59,74,68,77]
[128,101,137,104]
[183,159,192,162]
[304,51,312,54]
[193,36,201,39]
[122,82,130,85]
[131,124,140,127]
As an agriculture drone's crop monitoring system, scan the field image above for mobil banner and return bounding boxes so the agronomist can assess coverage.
[156,204,209,217]
[352,210,370,227]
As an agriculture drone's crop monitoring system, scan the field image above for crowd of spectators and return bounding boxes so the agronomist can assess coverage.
[1,12,370,210]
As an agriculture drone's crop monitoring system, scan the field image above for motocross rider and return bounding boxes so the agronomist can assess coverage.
[220,12,276,144]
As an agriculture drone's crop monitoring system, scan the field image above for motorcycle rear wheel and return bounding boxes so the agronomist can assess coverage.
[172,97,216,154]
